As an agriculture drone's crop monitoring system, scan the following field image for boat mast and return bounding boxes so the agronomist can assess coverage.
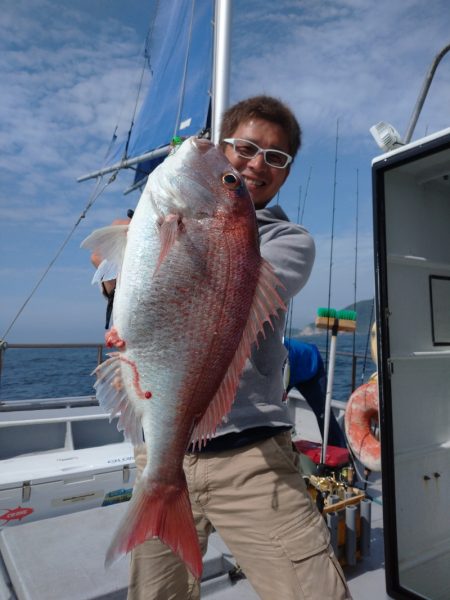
[79,0,221,184]
[211,0,232,143]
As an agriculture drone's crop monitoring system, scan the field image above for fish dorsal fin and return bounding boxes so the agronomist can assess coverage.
[93,353,143,445]
[156,214,182,272]
[81,224,129,283]
[189,259,286,448]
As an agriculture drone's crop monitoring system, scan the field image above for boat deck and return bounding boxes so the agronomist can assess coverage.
[0,395,390,599]
[0,472,389,600]
[202,472,389,599]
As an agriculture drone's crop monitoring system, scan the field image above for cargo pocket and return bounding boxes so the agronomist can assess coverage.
[266,432,301,475]
[328,548,352,598]
[269,509,330,561]
[270,514,351,599]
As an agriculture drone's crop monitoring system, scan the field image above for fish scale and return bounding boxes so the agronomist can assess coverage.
[81,136,286,578]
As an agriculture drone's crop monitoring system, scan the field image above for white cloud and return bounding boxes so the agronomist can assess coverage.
[231,0,450,143]
[289,229,375,328]
[0,0,146,229]
[2,0,449,232]
[1,0,448,342]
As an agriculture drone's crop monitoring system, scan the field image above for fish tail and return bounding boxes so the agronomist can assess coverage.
[105,481,203,579]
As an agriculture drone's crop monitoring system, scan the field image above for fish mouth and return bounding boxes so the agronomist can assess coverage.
[191,137,214,154]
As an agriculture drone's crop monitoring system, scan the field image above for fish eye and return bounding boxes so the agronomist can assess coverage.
[222,172,241,190]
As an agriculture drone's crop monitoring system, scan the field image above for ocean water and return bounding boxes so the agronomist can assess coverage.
[0,346,102,401]
[0,334,376,403]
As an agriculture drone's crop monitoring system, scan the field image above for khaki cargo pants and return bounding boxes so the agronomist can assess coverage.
[128,431,352,600]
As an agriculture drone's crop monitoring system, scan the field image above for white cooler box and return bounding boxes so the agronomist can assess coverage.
[0,442,136,527]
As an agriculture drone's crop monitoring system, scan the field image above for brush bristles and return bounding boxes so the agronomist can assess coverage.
[316,307,357,321]
[317,307,337,318]
[315,307,357,332]
[337,310,357,321]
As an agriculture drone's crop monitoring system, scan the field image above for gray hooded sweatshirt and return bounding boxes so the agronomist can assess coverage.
[214,204,315,438]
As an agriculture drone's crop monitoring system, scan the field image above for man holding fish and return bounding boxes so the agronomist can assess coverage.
[86,95,351,599]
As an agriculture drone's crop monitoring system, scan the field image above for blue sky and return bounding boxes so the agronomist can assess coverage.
[1,0,450,343]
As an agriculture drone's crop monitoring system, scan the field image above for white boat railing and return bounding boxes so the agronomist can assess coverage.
[0,396,98,412]
[0,341,103,373]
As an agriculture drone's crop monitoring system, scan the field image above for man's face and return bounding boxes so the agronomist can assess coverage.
[223,117,291,209]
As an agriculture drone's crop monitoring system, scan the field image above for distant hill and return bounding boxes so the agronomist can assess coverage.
[298,298,375,336]
[285,326,302,338]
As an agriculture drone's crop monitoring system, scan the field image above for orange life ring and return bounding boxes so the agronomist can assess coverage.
[345,380,381,472]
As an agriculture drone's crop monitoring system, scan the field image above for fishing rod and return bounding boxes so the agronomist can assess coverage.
[316,119,359,474]
[300,166,312,224]
[351,169,359,391]
[323,120,339,371]
[284,166,313,343]
[319,119,339,469]
[285,184,301,340]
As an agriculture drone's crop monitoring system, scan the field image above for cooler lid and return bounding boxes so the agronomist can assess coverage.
[0,443,135,489]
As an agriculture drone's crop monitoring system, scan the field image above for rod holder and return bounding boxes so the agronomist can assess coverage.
[360,498,372,557]
[345,505,358,566]
[327,511,339,556]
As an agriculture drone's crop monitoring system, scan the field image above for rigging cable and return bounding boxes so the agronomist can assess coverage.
[122,1,159,161]
[1,172,119,342]
[2,4,164,342]
[299,166,312,224]
[174,0,196,137]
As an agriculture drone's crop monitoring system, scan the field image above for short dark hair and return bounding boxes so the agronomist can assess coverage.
[219,95,302,159]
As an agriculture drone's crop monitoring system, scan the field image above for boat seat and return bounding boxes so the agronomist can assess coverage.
[294,439,350,467]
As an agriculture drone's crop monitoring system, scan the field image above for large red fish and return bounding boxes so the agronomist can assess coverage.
[81,137,285,578]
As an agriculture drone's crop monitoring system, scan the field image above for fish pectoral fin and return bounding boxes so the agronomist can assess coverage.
[190,258,286,449]
[92,258,118,286]
[93,353,143,445]
[81,224,129,283]
[105,481,202,579]
[155,213,183,272]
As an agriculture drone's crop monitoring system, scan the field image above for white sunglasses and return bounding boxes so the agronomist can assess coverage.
[223,138,292,169]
